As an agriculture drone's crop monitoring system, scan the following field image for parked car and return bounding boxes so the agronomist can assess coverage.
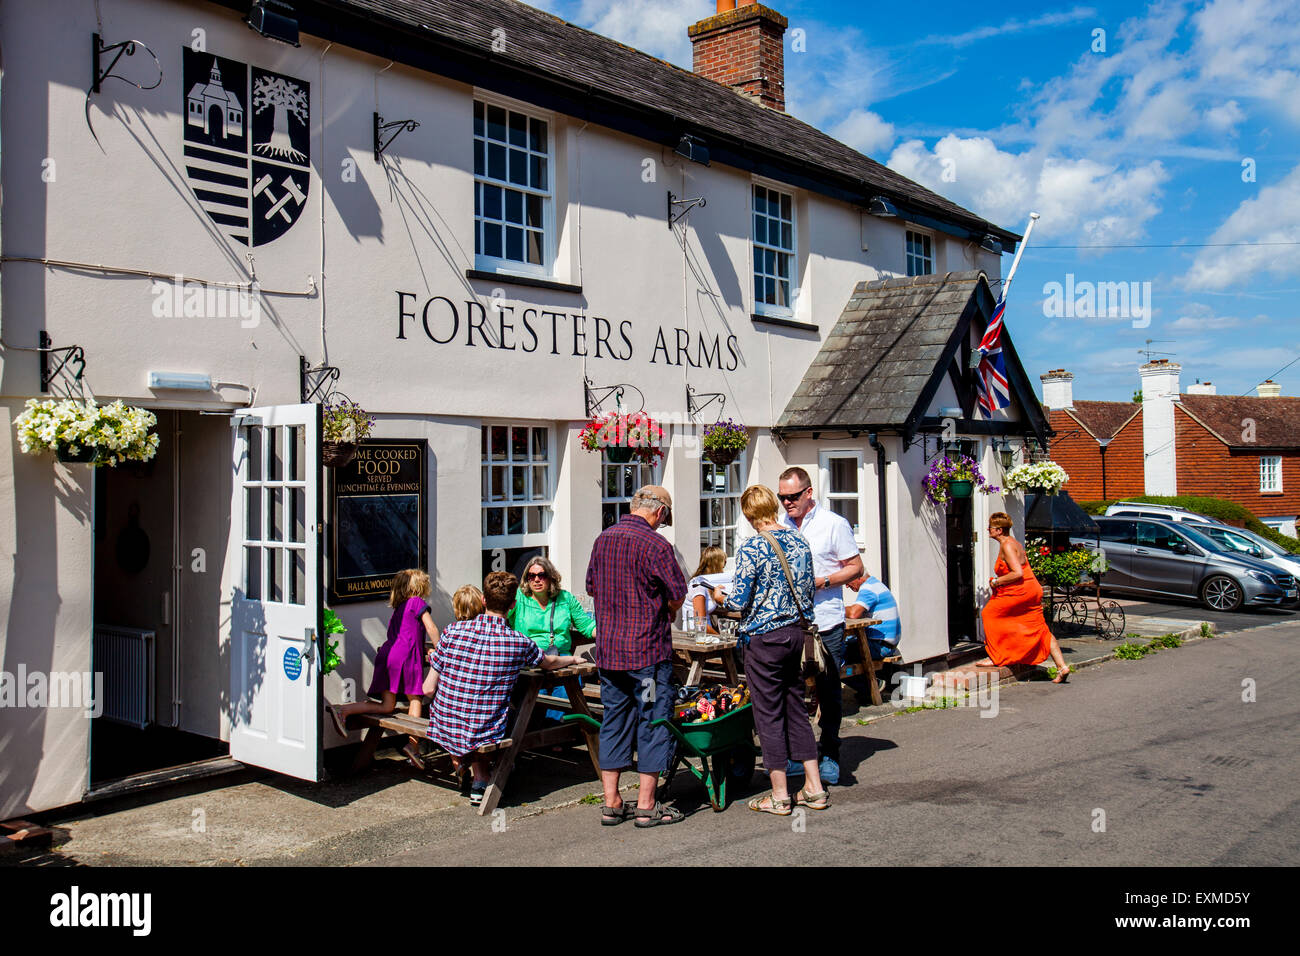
[1072,516,1297,612]
[1104,502,1227,525]
[1183,521,1300,587]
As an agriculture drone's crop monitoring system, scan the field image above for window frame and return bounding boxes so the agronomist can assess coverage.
[818,449,866,547]
[480,421,555,552]
[751,181,798,318]
[600,452,663,533]
[1260,455,1283,493]
[905,227,935,277]
[700,451,747,557]
[473,92,555,279]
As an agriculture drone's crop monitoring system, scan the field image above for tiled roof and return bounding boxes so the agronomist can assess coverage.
[1060,401,1141,442]
[776,271,985,430]
[1179,394,1300,448]
[279,0,1017,243]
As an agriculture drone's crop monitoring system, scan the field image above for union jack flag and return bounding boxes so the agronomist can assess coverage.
[975,294,1011,415]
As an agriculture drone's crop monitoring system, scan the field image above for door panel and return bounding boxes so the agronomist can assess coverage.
[1130,522,1201,597]
[228,404,321,781]
[1094,520,1135,589]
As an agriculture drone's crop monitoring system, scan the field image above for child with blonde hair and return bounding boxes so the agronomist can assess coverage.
[327,569,439,768]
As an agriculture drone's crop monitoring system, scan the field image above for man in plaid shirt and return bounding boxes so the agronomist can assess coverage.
[586,485,688,827]
[427,571,581,805]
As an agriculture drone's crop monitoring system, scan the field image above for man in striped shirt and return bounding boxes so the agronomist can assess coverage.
[427,571,581,805]
[846,574,901,660]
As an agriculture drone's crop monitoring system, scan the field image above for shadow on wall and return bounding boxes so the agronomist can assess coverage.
[221,588,267,731]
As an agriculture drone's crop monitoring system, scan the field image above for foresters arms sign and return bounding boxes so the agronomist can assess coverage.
[330,440,429,604]
[395,292,741,369]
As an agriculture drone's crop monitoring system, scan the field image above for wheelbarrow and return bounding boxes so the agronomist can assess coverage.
[564,703,757,811]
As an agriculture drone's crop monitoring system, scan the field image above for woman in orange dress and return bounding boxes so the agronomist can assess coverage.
[976,512,1070,682]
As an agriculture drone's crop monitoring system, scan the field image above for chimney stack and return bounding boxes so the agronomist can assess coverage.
[1140,359,1181,496]
[689,1,788,112]
[1040,369,1074,409]
[1186,380,1217,395]
[1257,380,1281,398]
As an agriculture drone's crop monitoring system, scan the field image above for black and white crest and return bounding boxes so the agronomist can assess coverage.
[182,48,310,247]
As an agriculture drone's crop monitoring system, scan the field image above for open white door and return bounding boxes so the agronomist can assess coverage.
[228,404,322,781]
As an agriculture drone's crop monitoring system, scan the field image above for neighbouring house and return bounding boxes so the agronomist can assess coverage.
[1041,362,1300,535]
[0,0,1019,817]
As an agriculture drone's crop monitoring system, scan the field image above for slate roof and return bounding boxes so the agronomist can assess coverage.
[242,0,1018,245]
[776,271,986,430]
[1179,394,1300,449]
[1059,401,1141,442]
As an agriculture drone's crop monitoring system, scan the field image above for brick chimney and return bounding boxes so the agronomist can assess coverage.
[689,1,788,111]
[1040,369,1074,409]
[1257,379,1281,398]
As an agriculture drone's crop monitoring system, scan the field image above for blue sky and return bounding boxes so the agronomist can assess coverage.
[529,0,1300,402]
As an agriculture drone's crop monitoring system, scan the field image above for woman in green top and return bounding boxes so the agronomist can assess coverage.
[509,555,596,655]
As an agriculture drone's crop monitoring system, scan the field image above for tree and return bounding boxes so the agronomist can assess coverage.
[1132,390,1143,403]
[252,75,307,161]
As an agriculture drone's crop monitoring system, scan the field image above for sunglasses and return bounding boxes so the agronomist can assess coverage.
[524,571,549,581]
[777,487,810,504]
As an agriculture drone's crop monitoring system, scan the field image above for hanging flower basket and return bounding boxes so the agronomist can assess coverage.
[701,419,748,468]
[579,411,665,467]
[322,441,358,468]
[14,398,160,467]
[1003,460,1069,496]
[922,453,999,508]
[322,399,374,468]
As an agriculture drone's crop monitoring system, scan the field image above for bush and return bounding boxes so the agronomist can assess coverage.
[1077,496,1300,553]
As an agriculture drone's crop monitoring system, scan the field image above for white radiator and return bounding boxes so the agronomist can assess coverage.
[93,626,156,729]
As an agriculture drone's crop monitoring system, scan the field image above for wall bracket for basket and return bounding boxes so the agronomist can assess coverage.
[374,112,420,162]
[39,332,87,393]
[300,355,341,404]
[686,384,725,422]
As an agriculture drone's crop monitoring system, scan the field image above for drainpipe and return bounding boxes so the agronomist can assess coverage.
[868,432,890,587]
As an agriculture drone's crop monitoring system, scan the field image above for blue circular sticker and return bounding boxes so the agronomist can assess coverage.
[283,647,303,681]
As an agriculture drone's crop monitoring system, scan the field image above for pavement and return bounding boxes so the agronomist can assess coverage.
[5,599,1296,866]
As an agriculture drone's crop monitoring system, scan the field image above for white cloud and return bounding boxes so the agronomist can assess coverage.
[1181,163,1300,290]
[830,110,896,156]
[911,7,1099,48]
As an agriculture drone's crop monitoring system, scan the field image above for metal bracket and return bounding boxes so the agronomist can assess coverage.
[667,191,707,230]
[92,33,161,94]
[686,384,725,422]
[300,355,341,404]
[374,112,420,162]
[584,378,644,418]
[39,332,87,393]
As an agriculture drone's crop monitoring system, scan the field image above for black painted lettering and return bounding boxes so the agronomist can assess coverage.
[542,310,565,355]
[573,314,588,357]
[675,327,699,368]
[421,296,459,344]
[497,305,516,351]
[594,317,613,359]
[396,291,416,340]
[697,332,721,369]
[651,327,673,365]
[725,334,740,371]
[618,320,634,361]
[465,299,492,348]
[520,308,539,353]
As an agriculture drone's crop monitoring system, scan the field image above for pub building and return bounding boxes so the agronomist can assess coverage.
[0,0,1048,815]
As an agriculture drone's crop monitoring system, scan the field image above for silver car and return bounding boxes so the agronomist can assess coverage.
[1183,522,1300,589]
[1073,517,1297,612]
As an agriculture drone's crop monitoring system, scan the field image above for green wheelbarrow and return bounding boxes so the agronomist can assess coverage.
[564,703,758,811]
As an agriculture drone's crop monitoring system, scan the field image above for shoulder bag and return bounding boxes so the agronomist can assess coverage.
[759,531,826,677]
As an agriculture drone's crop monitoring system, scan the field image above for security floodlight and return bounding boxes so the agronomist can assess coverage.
[980,234,1003,255]
[246,1,300,47]
[867,196,898,218]
[674,134,710,166]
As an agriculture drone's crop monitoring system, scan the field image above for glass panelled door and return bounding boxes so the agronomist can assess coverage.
[228,404,322,781]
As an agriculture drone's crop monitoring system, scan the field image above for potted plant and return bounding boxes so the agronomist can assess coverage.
[922,453,998,508]
[321,607,346,675]
[322,399,375,468]
[1004,460,1069,496]
[13,398,160,467]
[700,418,748,467]
[579,411,665,466]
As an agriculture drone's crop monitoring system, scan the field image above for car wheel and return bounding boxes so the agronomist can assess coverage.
[1200,575,1243,612]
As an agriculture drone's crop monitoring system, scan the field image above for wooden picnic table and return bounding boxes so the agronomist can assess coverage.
[670,631,741,686]
[843,617,900,705]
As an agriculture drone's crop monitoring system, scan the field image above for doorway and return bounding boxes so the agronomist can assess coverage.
[90,410,229,785]
[945,491,977,648]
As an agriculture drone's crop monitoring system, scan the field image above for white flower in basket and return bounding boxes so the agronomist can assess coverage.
[1004,460,1069,495]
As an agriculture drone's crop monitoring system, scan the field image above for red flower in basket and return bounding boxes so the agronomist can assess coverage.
[1039,546,1051,555]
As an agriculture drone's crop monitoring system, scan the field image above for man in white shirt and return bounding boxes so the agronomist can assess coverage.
[777,466,864,785]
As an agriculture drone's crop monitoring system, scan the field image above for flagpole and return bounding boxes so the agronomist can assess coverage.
[999,211,1040,301]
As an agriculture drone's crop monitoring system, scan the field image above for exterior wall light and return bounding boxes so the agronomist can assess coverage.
[674,134,710,166]
[246,1,300,47]
[149,371,213,391]
[867,196,898,218]
[980,234,1003,255]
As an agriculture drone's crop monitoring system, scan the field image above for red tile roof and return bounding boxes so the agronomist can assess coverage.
[1178,394,1300,448]
[1056,401,1141,442]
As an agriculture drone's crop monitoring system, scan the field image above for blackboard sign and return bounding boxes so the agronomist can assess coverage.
[329,439,429,603]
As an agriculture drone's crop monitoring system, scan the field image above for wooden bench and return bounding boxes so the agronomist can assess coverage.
[344,711,513,776]
[844,618,902,705]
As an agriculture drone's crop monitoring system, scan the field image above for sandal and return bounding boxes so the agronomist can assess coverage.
[403,741,426,771]
[1052,665,1071,684]
[796,788,830,810]
[600,802,634,826]
[634,802,685,827]
[747,791,792,816]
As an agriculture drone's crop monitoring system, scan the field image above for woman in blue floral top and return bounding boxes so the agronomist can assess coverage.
[713,485,828,815]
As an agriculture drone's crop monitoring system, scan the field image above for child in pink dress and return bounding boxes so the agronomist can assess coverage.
[327,569,439,767]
